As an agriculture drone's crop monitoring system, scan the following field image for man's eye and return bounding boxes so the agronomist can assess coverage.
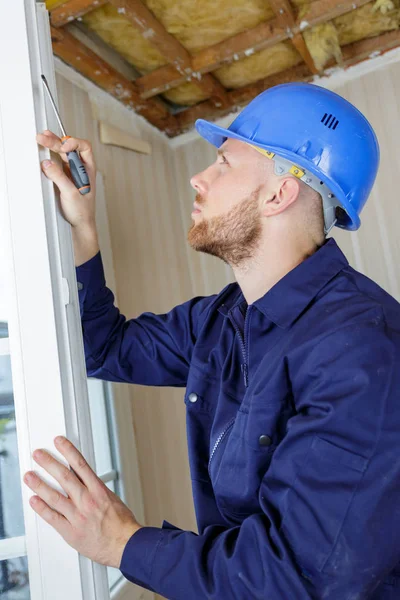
[220,155,229,165]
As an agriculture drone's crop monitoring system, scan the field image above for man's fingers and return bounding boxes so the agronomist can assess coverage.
[54,437,103,494]
[36,130,63,152]
[29,495,70,538]
[37,131,68,164]
[23,471,75,522]
[37,130,96,172]
[41,159,79,196]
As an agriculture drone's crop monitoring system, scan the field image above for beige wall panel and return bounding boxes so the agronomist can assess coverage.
[330,68,400,301]
[173,140,235,297]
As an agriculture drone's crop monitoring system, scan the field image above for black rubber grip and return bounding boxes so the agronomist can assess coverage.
[67,151,91,195]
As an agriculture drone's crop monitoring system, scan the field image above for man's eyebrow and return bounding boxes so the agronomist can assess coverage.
[217,148,229,157]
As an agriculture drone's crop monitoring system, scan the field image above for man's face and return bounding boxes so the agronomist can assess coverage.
[187,138,274,266]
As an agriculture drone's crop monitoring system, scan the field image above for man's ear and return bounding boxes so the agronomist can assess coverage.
[262,177,300,217]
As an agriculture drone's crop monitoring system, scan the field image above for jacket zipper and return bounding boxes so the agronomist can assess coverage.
[208,307,251,477]
[208,417,236,476]
[231,305,251,388]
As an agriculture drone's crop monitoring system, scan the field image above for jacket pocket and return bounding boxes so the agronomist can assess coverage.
[211,411,277,520]
[280,435,368,573]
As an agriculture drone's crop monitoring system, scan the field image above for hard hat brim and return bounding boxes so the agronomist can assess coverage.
[195,118,361,231]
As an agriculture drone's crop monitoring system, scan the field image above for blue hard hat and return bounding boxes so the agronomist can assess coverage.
[195,83,380,231]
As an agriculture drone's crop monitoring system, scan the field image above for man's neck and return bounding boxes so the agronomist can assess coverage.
[233,236,324,305]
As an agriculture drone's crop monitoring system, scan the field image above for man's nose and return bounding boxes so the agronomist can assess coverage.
[190,163,216,195]
[190,171,207,195]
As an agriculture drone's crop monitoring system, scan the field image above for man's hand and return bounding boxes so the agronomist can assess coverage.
[36,130,97,230]
[37,130,100,265]
[23,436,142,569]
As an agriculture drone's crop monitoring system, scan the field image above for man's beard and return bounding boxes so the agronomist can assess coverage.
[187,187,263,267]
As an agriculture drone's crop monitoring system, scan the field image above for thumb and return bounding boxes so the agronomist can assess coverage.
[41,159,77,195]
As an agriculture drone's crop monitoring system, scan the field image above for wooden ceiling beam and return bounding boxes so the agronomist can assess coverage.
[300,0,373,29]
[268,0,319,74]
[107,0,230,108]
[136,0,373,99]
[334,28,400,67]
[50,26,178,135]
[174,29,400,136]
[137,19,287,99]
[51,0,108,28]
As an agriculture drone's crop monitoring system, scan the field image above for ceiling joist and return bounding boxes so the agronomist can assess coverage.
[51,0,108,27]
[268,0,320,74]
[135,0,374,99]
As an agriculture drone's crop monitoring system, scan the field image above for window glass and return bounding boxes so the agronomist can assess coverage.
[87,379,113,476]
[0,556,30,599]
[0,342,25,541]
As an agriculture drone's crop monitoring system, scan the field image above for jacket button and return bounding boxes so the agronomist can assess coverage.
[188,393,198,403]
[259,434,272,447]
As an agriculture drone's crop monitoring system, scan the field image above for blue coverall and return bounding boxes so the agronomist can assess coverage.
[76,236,400,599]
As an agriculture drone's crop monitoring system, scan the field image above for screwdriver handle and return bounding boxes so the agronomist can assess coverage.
[61,136,91,195]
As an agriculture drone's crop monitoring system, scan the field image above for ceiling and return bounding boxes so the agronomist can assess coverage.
[46,0,400,136]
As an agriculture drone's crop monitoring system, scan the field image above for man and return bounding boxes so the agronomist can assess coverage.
[24,83,400,599]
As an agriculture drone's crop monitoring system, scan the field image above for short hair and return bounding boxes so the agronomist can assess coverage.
[301,184,325,242]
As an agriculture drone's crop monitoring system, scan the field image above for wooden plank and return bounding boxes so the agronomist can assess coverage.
[173,29,400,136]
[51,0,108,28]
[200,74,230,108]
[291,33,320,74]
[270,0,297,28]
[136,0,372,99]
[136,18,287,98]
[107,0,230,108]
[50,26,178,135]
[99,121,152,154]
[299,0,373,29]
[268,0,319,74]
[337,28,400,67]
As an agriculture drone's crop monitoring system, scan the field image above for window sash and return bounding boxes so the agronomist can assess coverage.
[0,537,27,561]
[99,470,118,484]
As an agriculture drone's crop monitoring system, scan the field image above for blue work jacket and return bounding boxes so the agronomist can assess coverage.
[76,237,400,599]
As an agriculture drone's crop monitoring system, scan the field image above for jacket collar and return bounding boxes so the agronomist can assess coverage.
[217,237,349,329]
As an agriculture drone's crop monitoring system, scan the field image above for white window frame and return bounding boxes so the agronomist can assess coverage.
[0,2,146,599]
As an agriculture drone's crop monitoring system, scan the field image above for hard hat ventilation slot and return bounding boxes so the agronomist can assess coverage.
[321,113,339,130]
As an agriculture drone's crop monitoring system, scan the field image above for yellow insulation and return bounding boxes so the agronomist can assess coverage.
[48,0,400,106]
[303,23,342,72]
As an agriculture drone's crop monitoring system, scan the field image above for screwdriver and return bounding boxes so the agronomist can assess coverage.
[41,75,90,195]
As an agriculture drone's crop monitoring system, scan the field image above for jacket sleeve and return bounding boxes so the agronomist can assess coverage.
[119,309,400,599]
[75,251,215,386]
